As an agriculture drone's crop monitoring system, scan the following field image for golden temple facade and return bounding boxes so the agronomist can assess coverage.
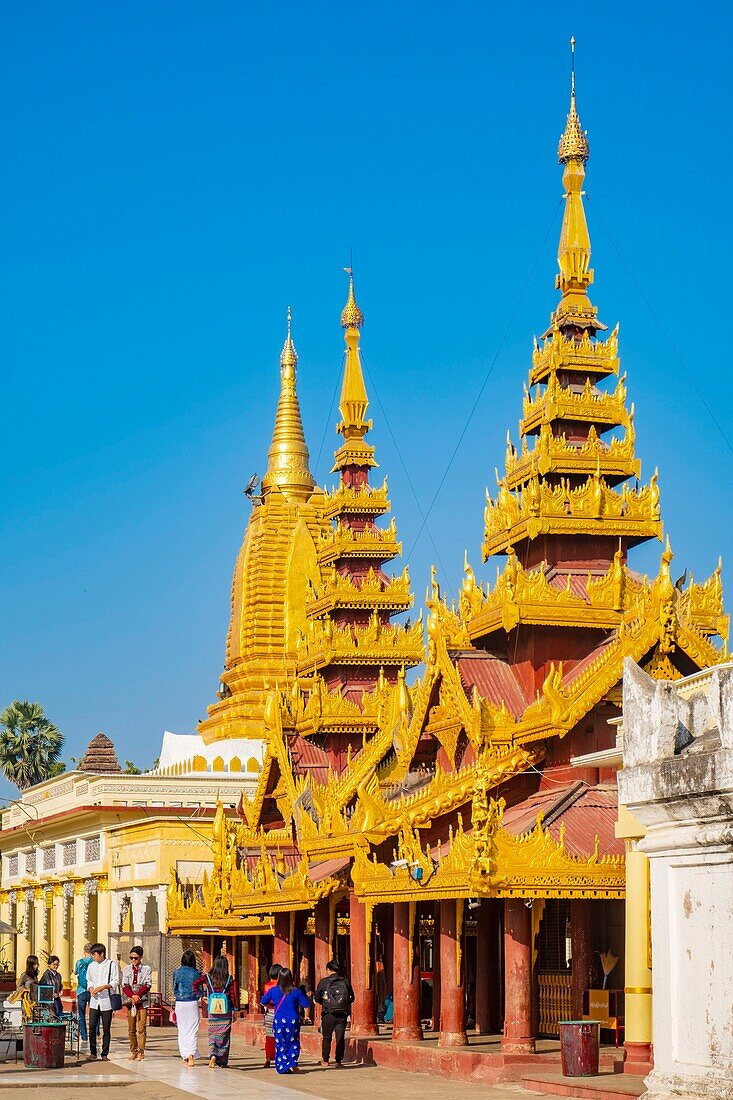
[167,48,727,1067]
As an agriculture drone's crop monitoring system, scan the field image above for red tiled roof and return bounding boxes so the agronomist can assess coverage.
[455,654,531,718]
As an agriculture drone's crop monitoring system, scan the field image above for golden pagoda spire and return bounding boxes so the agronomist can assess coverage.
[552,38,603,335]
[261,306,316,502]
[333,269,375,470]
[338,268,369,435]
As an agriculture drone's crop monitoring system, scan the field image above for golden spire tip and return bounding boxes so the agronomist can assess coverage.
[558,36,589,164]
[340,266,364,329]
[280,305,298,371]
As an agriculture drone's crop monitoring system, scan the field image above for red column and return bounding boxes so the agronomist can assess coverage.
[349,890,378,1037]
[273,911,290,970]
[392,902,422,1041]
[475,899,500,1034]
[502,898,535,1053]
[248,936,260,1016]
[570,899,593,1019]
[438,898,467,1047]
[314,899,331,987]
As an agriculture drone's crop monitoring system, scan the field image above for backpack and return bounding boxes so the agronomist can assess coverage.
[206,974,231,1016]
[324,975,351,1014]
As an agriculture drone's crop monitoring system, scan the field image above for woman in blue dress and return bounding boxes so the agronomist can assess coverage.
[261,967,311,1075]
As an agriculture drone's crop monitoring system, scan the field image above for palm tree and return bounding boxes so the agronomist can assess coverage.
[0,701,64,790]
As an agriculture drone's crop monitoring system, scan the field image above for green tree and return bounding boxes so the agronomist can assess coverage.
[0,701,64,790]
[123,760,142,774]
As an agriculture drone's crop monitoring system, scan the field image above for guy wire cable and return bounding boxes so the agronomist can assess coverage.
[587,195,733,457]
[360,350,454,601]
[403,197,564,567]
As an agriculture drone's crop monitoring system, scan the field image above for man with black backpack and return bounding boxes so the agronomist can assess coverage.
[313,959,354,1067]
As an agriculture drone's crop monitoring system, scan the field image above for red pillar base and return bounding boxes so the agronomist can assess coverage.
[439,1030,471,1048]
[393,1026,424,1041]
[624,1041,653,1075]
[501,1035,536,1054]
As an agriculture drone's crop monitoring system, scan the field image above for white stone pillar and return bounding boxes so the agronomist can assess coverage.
[96,881,111,949]
[131,889,146,935]
[16,889,33,970]
[72,885,88,964]
[156,885,167,932]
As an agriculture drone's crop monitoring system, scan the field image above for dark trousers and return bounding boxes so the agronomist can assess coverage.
[88,1008,113,1058]
[321,1012,347,1064]
[77,991,101,1043]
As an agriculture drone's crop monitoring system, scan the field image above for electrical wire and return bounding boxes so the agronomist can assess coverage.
[586,195,733,457]
[403,197,564,567]
[313,353,343,477]
[360,351,455,600]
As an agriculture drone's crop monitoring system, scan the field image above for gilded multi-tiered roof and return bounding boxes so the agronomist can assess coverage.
[169,50,728,936]
[298,272,423,685]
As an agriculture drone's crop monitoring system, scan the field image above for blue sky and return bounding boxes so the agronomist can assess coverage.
[1,2,732,793]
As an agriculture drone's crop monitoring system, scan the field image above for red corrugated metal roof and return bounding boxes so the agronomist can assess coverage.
[242,849,300,875]
[548,573,591,602]
[307,856,350,882]
[455,654,531,718]
[563,636,617,688]
[289,735,331,777]
[503,782,623,859]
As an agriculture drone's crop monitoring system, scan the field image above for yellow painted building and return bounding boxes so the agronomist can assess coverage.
[0,730,262,995]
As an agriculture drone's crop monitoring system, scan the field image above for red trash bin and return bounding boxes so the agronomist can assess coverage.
[23,1022,67,1069]
[558,1020,600,1076]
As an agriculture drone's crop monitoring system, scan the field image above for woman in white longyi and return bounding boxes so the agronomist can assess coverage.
[171,950,202,1066]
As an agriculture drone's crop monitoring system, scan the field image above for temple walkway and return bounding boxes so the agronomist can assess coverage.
[0,1022,644,1100]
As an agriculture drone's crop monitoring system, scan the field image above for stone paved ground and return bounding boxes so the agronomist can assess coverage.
[0,1020,555,1099]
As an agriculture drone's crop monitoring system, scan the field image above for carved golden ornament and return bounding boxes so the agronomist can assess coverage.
[323,479,389,518]
[317,516,401,564]
[340,269,364,329]
[469,547,660,639]
[677,558,729,644]
[506,421,639,489]
[483,466,662,559]
[558,95,589,164]
[352,796,624,903]
[299,608,424,670]
[643,648,683,681]
[522,366,625,435]
[530,327,617,387]
[307,565,412,617]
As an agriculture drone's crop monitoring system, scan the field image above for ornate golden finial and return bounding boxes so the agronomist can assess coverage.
[340,267,365,329]
[558,36,589,164]
[334,268,372,466]
[262,307,316,502]
[280,304,297,372]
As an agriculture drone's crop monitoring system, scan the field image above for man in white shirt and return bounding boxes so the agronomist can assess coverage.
[86,942,121,1061]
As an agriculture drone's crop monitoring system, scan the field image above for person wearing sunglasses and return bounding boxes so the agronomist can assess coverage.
[121,946,152,1061]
